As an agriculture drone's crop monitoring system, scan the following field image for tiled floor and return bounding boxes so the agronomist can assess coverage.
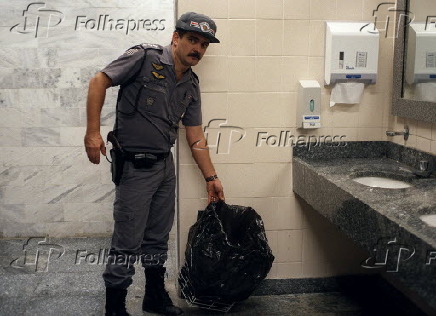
[0,237,428,315]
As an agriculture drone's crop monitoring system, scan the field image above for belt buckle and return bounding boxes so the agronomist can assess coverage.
[134,153,146,160]
[131,152,157,169]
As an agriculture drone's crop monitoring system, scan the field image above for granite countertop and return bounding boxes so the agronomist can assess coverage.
[292,141,436,311]
[296,156,436,249]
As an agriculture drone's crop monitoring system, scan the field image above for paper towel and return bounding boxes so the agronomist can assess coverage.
[330,82,364,107]
[415,82,436,102]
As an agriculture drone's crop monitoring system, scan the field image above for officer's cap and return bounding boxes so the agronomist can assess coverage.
[175,12,220,43]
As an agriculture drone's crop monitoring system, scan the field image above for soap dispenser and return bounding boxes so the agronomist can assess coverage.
[297,80,321,129]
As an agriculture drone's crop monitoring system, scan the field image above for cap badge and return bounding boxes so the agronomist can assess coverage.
[189,21,215,36]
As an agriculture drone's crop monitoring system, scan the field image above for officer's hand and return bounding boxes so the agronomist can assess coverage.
[207,179,225,204]
[84,132,106,164]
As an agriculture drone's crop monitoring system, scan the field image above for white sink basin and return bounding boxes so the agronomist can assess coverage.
[420,214,436,227]
[353,176,412,189]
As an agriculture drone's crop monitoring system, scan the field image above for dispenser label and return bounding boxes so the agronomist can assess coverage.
[303,115,320,120]
[346,74,362,79]
[426,52,436,68]
[356,51,367,68]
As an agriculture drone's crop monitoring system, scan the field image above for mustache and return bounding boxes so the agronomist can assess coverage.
[188,52,201,60]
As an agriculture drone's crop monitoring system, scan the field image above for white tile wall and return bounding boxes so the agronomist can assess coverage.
[177,0,435,281]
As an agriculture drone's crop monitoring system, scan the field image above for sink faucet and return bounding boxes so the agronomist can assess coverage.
[413,159,435,178]
[386,125,409,141]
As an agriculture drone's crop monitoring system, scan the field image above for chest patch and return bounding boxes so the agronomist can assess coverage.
[146,97,155,106]
[152,63,164,70]
[151,71,165,79]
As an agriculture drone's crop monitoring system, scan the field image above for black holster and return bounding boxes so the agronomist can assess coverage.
[110,149,125,186]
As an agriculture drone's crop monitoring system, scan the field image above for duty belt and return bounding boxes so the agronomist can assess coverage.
[123,151,170,162]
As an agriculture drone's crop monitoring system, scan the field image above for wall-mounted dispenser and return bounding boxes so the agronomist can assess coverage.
[405,23,436,84]
[325,22,379,85]
[297,80,321,129]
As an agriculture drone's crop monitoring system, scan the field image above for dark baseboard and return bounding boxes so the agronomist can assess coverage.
[252,274,369,296]
[252,274,428,315]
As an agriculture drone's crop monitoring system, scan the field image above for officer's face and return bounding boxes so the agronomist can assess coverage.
[173,31,210,67]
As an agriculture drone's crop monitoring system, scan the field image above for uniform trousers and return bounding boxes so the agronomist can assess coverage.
[103,153,175,289]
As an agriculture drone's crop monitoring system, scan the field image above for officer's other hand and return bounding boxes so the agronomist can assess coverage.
[84,132,106,164]
[207,179,225,204]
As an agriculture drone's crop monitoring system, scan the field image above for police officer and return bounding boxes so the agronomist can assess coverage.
[84,12,224,316]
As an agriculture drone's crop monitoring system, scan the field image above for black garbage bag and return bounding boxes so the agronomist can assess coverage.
[178,201,274,310]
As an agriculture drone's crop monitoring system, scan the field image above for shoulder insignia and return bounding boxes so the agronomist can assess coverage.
[152,63,164,70]
[124,48,140,56]
[140,43,163,51]
[151,71,165,79]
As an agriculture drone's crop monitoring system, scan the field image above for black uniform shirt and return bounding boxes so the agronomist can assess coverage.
[101,44,202,153]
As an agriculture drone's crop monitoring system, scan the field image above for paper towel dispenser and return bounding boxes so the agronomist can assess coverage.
[405,23,436,85]
[325,22,379,85]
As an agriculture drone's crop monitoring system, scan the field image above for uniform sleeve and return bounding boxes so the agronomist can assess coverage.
[182,85,202,126]
[101,47,146,87]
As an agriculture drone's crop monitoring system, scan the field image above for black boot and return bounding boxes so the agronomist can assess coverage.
[105,287,130,316]
[142,266,183,315]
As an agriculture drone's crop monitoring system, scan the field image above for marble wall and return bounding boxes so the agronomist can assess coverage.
[0,0,175,237]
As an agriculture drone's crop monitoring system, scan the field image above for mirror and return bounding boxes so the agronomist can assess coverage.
[392,0,436,123]
[403,0,436,102]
